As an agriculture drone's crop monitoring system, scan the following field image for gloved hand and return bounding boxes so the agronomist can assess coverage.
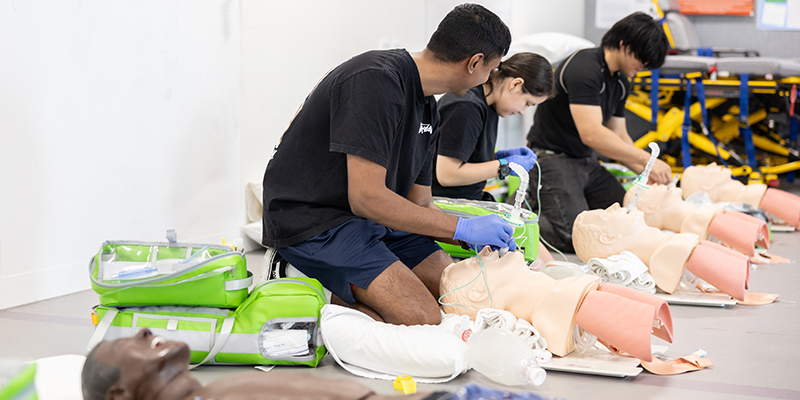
[496,146,534,159]
[504,154,537,176]
[453,214,517,252]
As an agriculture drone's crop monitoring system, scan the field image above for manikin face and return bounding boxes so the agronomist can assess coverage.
[632,184,684,214]
[572,203,664,262]
[91,328,197,399]
[442,248,530,289]
[440,248,533,314]
[494,80,548,118]
[682,163,733,192]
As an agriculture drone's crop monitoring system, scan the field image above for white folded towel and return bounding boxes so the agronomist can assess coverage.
[474,308,552,363]
[474,308,517,331]
[629,273,657,293]
[587,251,656,293]
[513,318,552,363]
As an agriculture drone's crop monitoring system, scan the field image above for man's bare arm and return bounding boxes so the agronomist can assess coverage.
[572,105,671,184]
[406,182,459,244]
[347,154,458,238]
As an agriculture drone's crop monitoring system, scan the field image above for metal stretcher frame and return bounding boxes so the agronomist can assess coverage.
[629,71,800,182]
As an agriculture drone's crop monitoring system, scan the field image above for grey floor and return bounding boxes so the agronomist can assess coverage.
[3,186,800,399]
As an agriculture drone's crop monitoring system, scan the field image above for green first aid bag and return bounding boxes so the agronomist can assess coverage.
[87,277,328,367]
[434,197,540,262]
[90,240,252,308]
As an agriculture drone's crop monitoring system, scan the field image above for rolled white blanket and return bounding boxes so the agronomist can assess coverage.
[475,308,552,363]
[513,318,552,363]
[587,251,656,293]
[629,273,657,293]
[474,308,517,331]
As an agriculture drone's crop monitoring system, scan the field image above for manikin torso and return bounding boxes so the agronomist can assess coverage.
[439,248,674,360]
[624,184,723,238]
[440,248,600,356]
[572,204,699,293]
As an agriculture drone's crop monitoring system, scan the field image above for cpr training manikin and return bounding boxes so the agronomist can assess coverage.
[622,183,769,258]
[681,163,800,229]
[439,247,673,362]
[571,203,750,301]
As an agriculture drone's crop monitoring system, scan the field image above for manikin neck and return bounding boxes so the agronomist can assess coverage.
[646,201,697,233]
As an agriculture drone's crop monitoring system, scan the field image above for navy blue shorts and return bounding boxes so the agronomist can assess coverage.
[276,219,442,304]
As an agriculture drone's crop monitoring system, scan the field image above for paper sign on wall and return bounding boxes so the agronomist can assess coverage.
[595,0,652,29]
[757,0,800,30]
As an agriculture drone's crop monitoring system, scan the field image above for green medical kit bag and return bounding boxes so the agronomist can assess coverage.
[90,240,252,308]
[87,277,328,367]
[434,197,540,262]
[0,363,35,400]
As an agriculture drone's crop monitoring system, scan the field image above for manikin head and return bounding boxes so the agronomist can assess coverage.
[81,328,199,400]
[572,203,664,263]
[680,163,741,197]
[82,330,433,400]
[624,184,684,215]
[425,3,511,95]
[440,248,532,318]
[484,52,555,117]
[624,184,702,232]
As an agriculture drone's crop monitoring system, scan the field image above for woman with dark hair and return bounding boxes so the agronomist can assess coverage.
[432,52,555,201]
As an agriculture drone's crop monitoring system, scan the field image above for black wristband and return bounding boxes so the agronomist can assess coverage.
[458,240,471,251]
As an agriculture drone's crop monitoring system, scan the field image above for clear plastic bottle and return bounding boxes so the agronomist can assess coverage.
[464,327,546,386]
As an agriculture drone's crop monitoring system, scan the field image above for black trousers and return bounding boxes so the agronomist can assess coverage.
[526,151,626,253]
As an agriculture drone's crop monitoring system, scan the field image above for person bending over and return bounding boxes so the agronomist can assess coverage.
[525,12,671,253]
[261,4,514,326]
[432,52,555,201]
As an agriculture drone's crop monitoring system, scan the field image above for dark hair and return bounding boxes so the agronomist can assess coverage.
[601,11,668,70]
[426,3,511,64]
[485,52,556,98]
[81,345,121,400]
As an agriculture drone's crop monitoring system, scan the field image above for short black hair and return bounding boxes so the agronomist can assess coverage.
[601,11,668,70]
[81,345,121,400]
[426,3,511,64]
[488,52,556,98]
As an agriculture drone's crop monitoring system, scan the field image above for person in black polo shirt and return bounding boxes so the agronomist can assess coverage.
[261,4,514,326]
[526,12,672,253]
[432,52,555,201]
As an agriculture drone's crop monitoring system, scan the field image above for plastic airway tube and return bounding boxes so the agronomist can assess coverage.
[507,162,530,223]
[508,162,529,193]
[626,142,660,212]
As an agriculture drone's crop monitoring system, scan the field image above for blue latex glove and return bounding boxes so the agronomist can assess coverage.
[504,154,536,176]
[453,215,517,252]
[496,146,534,159]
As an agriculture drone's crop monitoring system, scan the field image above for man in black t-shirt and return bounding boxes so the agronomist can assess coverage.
[262,4,514,326]
[526,12,672,253]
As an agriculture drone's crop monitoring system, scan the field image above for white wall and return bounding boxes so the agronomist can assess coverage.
[241,0,586,185]
[0,0,583,309]
[0,1,242,309]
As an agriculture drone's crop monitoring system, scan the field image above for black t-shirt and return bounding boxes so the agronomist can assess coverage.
[527,47,630,158]
[432,85,499,200]
[262,49,439,248]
